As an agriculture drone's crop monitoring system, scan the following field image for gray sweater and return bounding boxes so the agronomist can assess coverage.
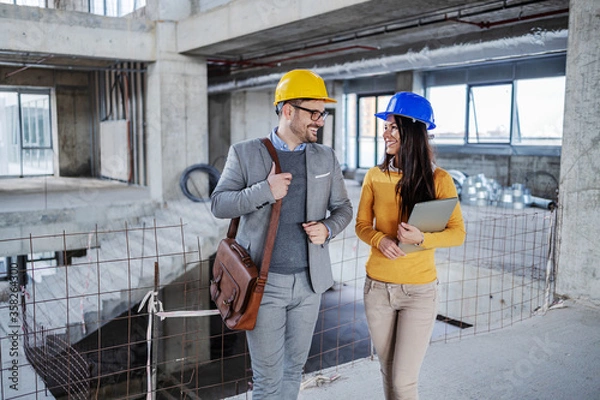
[270,149,308,274]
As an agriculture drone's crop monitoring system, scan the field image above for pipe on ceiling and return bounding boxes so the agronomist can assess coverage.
[4,55,53,78]
[208,45,379,69]
[207,0,567,72]
[207,29,568,95]
[0,60,147,74]
[448,8,569,29]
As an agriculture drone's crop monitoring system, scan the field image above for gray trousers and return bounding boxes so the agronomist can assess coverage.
[364,276,438,400]
[246,271,321,400]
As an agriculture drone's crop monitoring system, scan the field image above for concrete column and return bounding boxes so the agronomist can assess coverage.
[230,90,278,144]
[557,0,600,304]
[395,71,414,92]
[208,93,232,171]
[146,18,208,202]
[330,80,345,162]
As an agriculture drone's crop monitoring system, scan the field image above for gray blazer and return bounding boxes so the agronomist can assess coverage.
[211,138,353,294]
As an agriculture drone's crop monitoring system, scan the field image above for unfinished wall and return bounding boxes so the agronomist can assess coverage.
[435,153,560,200]
[56,83,93,177]
[230,90,277,144]
[509,155,561,200]
[208,93,232,172]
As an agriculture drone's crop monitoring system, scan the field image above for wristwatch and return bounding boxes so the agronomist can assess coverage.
[414,234,425,247]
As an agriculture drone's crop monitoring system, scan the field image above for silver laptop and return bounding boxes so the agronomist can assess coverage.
[399,197,458,254]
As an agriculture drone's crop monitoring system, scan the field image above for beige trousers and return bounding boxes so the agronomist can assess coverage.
[364,276,438,400]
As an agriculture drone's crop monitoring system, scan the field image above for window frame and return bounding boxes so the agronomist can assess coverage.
[352,92,394,169]
[0,87,54,177]
[88,0,146,17]
[423,54,565,156]
[466,81,514,145]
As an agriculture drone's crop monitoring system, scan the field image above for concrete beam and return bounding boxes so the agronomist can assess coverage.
[0,3,155,62]
[176,0,369,54]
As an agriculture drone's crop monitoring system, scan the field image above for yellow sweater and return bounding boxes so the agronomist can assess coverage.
[355,166,466,284]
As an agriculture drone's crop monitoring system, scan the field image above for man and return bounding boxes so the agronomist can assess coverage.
[211,69,352,399]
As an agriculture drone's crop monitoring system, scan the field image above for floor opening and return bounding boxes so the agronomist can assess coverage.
[436,314,474,329]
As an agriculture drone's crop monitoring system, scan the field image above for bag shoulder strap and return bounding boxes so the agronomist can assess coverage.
[226,138,282,280]
[258,138,282,279]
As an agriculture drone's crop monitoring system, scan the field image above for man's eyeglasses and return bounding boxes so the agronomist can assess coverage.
[290,104,330,121]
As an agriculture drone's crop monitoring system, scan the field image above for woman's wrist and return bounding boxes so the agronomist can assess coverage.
[415,233,425,246]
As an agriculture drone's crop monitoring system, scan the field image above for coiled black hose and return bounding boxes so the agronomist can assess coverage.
[179,163,221,202]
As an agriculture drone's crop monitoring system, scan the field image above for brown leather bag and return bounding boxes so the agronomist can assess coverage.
[210,138,282,330]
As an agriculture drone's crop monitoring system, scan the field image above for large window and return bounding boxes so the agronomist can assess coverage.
[0,0,146,16]
[89,0,146,16]
[513,76,565,145]
[0,0,45,5]
[345,93,392,169]
[424,55,566,147]
[468,83,512,144]
[427,84,465,145]
[0,90,54,177]
[0,258,7,280]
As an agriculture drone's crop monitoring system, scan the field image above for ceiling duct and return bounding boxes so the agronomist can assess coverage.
[207,29,568,94]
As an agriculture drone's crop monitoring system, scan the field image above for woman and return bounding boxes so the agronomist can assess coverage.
[355,92,466,400]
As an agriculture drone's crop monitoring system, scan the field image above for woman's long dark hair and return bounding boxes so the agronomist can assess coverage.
[379,115,436,222]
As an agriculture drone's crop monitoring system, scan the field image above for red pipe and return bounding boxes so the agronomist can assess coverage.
[207,58,277,68]
[4,55,53,78]
[208,45,378,69]
[266,45,378,64]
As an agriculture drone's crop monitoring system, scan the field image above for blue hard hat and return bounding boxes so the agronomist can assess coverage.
[374,92,436,130]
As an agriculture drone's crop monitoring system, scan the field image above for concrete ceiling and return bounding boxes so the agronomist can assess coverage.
[0,0,569,87]
[196,0,569,87]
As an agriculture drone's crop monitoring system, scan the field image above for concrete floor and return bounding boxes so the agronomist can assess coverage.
[227,299,600,400]
[225,180,600,400]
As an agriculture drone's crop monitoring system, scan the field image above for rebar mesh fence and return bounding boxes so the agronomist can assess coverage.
[0,205,557,399]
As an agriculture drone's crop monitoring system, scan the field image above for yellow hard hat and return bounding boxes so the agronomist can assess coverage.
[273,69,337,105]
